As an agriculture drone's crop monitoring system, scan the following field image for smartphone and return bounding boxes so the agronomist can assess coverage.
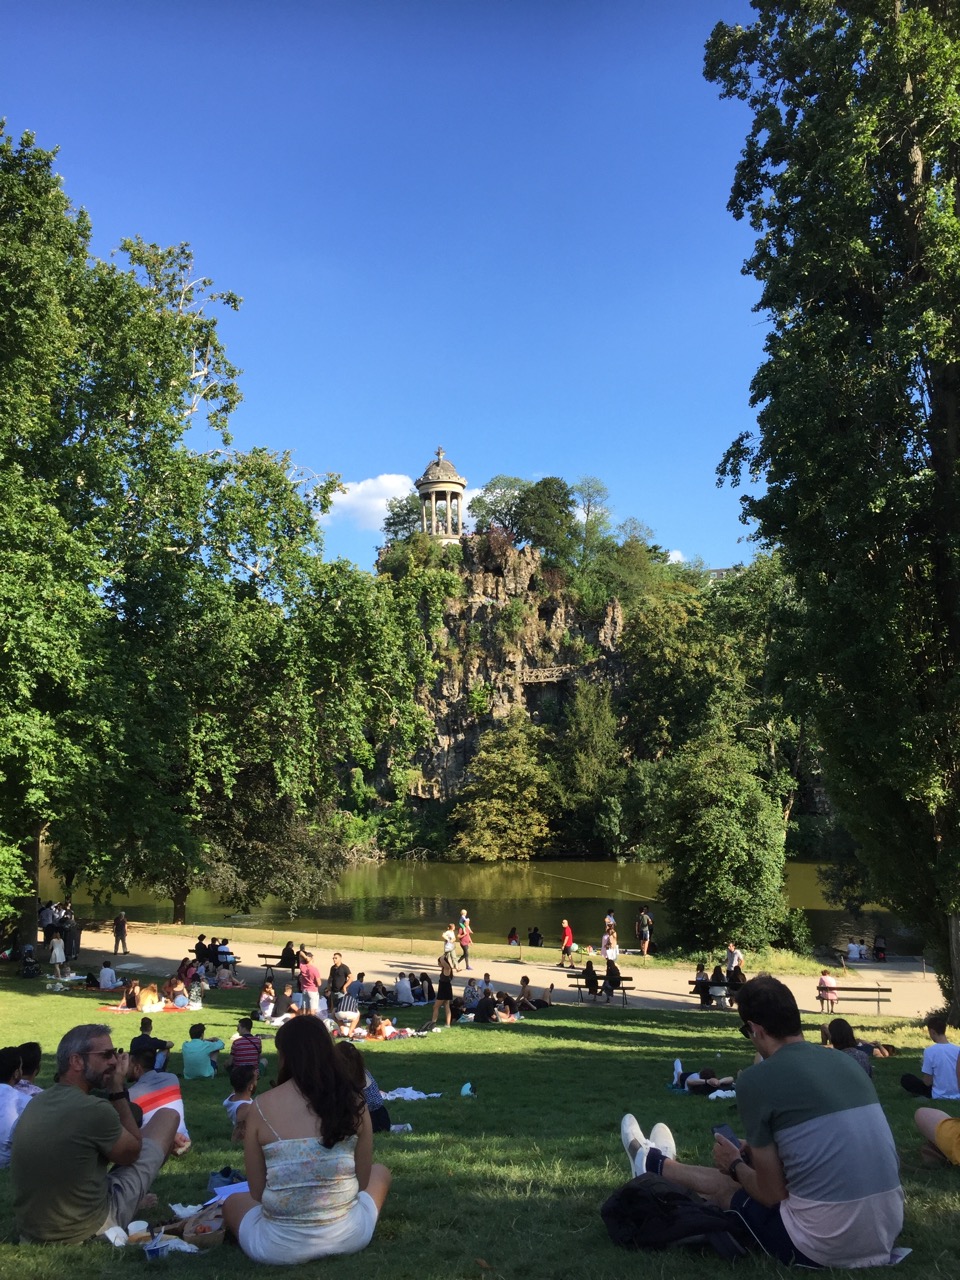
[712,1123,742,1147]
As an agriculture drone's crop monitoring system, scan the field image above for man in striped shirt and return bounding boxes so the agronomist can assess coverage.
[127,1048,191,1155]
[621,976,904,1268]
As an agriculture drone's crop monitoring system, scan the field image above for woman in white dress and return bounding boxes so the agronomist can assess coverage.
[48,931,65,979]
[222,1016,391,1263]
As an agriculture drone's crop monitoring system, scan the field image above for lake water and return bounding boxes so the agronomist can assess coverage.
[42,858,921,954]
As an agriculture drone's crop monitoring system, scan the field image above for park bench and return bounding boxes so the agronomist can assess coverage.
[569,972,635,1007]
[687,980,739,1009]
[257,953,297,980]
[817,983,891,1016]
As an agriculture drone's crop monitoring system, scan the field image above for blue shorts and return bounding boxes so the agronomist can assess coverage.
[728,1190,821,1267]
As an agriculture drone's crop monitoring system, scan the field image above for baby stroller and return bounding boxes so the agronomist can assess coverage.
[18,943,41,979]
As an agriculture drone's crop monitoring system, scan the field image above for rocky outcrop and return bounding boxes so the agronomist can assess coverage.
[409,536,624,799]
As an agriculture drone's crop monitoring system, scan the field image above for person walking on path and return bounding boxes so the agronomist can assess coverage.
[455,912,473,971]
[112,912,129,956]
[559,919,575,968]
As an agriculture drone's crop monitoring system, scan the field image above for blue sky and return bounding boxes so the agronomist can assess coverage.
[7,0,764,569]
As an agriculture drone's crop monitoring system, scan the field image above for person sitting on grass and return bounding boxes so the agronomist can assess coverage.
[137,982,164,1013]
[15,1042,43,1097]
[620,976,904,1270]
[463,978,482,1011]
[473,990,500,1024]
[913,1075,960,1168]
[129,1017,173,1071]
[229,1018,274,1072]
[419,972,436,1002]
[221,1015,391,1264]
[127,1048,191,1156]
[394,972,414,1005]
[182,1023,224,1080]
[259,981,276,1021]
[516,976,537,1011]
[496,992,519,1022]
[11,1024,179,1244]
[223,1064,259,1143]
[216,964,246,990]
[338,1042,412,1135]
[900,1015,960,1099]
[99,958,123,991]
[0,1046,30,1168]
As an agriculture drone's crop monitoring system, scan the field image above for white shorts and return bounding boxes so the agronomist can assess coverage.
[237,1192,378,1264]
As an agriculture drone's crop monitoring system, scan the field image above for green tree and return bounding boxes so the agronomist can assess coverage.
[707,1,960,1015]
[651,728,787,950]
[512,476,578,565]
[381,491,421,543]
[466,474,530,539]
[450,712,552,860]
[554,682,627,854]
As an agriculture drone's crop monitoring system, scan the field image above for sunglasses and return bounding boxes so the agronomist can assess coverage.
[738,1023,753,1039]
[85,1048,119,1059]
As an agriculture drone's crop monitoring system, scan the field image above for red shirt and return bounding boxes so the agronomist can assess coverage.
[562,925,574,948]
[231,1034,262,1067]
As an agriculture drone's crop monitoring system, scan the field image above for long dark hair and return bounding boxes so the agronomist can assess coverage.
[827,1018,857,1050]
[275,1017,364,1147]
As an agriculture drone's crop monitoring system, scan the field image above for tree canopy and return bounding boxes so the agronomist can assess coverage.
[707,0,960,1014]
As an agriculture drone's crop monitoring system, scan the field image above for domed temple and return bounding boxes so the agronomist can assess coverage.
[414,447,467,544]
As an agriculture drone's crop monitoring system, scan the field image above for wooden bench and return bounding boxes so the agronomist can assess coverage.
[257,953,296,980]
[817,984,892,1016]
[687,980,739,1009]
[569,973,635,1007]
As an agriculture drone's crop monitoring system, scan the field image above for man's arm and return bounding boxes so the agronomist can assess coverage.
[104,1052,144,1164]
[713,1134,788,1208]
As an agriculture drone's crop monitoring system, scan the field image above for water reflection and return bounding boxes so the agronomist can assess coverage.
[42,859,923,953]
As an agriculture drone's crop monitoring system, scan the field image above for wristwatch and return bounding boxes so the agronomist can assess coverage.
[108,1089,129,1101]
[728,1157,745,1179]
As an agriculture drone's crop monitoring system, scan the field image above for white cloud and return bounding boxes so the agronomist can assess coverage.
[667,549,685,563]
[325,474,414,530]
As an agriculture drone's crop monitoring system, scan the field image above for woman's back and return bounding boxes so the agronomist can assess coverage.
[251,1087,360,1225]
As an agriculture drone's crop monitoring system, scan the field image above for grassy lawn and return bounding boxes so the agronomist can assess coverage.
[0,970,957,1279]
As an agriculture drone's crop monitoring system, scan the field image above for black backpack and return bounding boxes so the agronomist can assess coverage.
[601,1173,750,1260]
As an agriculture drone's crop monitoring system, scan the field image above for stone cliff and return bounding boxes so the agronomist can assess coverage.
[410,535,624,799]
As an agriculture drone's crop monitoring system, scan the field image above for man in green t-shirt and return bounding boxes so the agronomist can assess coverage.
[10,1023,179,1243]
[619,976,904,1269]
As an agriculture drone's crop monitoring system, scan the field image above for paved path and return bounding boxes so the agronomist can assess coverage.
[72,924,937,1023]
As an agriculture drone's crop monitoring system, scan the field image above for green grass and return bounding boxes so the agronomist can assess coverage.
[0,970,958,1279]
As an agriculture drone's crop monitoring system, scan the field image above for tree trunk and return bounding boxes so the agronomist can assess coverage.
[14,823,46,952]
[172,886,188,925]
[947,912,960,1027]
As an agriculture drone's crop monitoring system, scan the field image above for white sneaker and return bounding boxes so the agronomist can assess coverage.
[650,1122,676,1162]
[620,1113,650,1177]
[672,1058,683,1086]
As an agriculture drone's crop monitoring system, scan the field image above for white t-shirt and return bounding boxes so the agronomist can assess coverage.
[0,1082,31,1167]
[99,966,118,989]
[395,977,413,1004]
[846,942,859,960]
[921,1041,960,1099]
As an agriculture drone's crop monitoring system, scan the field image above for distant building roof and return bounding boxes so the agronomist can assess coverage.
[415,447,466,488]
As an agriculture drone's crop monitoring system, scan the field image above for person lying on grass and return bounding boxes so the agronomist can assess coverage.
[221,1016,391,1264]
[819,1021,897,1058]
[620,976,904,1270]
